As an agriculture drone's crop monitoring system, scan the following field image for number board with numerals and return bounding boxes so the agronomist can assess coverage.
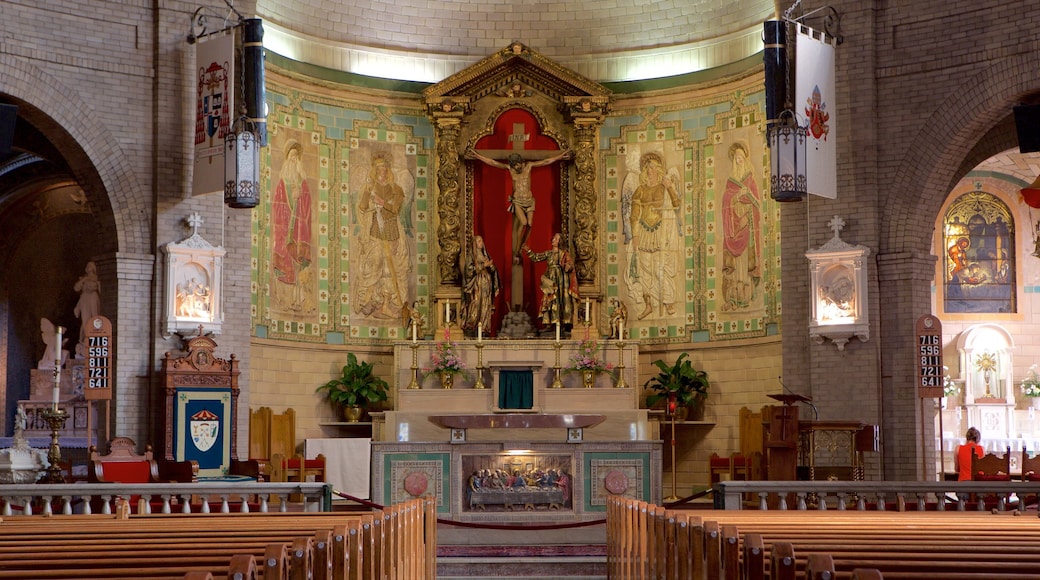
[84,315,113,400]
[916,314,943,398]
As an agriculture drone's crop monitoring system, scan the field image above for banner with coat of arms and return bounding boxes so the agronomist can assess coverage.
[192,32,235,196]
[174,388,232,476]
[796,25,837,199]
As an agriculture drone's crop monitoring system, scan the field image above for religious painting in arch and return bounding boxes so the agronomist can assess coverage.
[346,143,418,331]
[942,190,1016,314]
[467,107,569,335]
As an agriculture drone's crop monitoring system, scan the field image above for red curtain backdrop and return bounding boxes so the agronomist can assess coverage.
[472,108,563,335]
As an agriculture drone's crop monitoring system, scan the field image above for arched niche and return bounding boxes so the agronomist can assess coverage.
[955,323,1015,404]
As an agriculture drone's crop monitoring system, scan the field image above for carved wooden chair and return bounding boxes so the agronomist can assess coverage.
[1022,449,1040,481]
[971,446,1012,510]
[88,436,197,484]
[88,436,197,513]
[971,447,1012,481]
[709,452,732,486]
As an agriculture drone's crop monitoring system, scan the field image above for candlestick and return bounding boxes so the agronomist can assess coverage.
[477,323,482,343]
[555,321,560,342]
[52,326,63,408]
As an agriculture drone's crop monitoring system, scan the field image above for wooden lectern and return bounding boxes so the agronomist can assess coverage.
[762,394,810,481]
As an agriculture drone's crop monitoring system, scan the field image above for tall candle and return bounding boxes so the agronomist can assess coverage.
[619,319,625,340]
[585,298,590,323]
[53,326,63,408]
[412,320,417,343]
[477,323,483,342]
[445,301,449,324]
[555,321,560,342]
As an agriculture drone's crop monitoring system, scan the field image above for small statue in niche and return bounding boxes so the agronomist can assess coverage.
[608,298,629,340]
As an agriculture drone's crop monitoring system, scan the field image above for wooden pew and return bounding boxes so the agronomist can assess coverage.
[607,497,1040,580]
[0,498,434,580]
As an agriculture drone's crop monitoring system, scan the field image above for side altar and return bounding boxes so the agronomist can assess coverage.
[374,339,660,522]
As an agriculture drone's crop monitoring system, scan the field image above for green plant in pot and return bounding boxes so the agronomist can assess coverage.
[316,353,389,422]
[644,353,710,421]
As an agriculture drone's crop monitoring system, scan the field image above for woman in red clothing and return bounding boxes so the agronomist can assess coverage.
[955,427,984,481]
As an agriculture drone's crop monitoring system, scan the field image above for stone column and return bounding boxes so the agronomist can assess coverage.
[877,250,939,480]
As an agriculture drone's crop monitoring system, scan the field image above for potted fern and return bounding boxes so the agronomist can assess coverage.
[316,353,389,422]
[644,353,710,421]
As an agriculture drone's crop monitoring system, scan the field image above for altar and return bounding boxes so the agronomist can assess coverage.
[387,339,644,443]
[376,339,658,521]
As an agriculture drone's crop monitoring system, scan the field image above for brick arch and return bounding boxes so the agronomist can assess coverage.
[0,54,147,255]
[881,50,1040,256]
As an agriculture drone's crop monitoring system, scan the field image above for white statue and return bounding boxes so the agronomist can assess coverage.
[37,318,67,370]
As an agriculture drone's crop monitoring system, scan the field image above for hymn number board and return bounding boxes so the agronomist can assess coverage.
[85,315,113,401]
[916,314,943,398]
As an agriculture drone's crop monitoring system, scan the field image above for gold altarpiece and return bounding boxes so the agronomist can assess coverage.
[422,41,613,334]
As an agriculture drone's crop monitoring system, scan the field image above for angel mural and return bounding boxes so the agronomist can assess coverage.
[621,150,683,320]
[350,148,415,321]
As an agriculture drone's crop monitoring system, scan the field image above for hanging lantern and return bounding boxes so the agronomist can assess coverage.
[769,112,808,202]
[224,118,259,208]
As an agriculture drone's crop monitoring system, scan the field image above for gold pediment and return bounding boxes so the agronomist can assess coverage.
[422,41,611,112]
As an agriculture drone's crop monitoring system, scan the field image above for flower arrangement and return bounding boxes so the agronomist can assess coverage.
[942,366,958,397]
[1022,364,1040,398]
[425,341,468,379]
[566,339,614,374]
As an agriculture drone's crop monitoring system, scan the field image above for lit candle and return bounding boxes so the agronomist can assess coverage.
[477,323,483,343]
[53,326,63,408]
[412,320,417,343]
[555,321,560,342]
[585,298,590,323]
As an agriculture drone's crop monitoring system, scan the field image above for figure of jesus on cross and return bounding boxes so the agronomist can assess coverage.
[466,144,573,265]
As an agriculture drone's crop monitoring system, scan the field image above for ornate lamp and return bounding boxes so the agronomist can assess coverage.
[223,18,265,209]
[764,19,808,202]
[224,117,260,208]
[769,113,807,202]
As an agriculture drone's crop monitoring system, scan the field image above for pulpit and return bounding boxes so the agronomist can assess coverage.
[761,394,805,481]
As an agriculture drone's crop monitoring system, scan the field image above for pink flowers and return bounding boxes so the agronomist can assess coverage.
[426,341,467,377]
[567,339,613,373]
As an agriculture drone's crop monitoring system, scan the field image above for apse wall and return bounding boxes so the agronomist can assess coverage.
[248,50,782,491]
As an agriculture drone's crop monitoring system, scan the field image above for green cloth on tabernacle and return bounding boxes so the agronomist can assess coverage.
[499,370,533,409]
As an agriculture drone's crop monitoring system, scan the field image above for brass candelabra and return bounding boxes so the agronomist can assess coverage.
[614,338,628,389]
[473,343,487,389]
[41,406,69,484]
[550,340,564,389]
[407,343,421,389]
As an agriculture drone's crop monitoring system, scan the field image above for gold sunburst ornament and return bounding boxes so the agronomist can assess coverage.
[975,352,997,397]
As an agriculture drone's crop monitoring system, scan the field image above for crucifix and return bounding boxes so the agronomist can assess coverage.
[466,123,572,310]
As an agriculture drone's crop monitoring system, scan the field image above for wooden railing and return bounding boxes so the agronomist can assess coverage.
[714,480,1040,511]
[0,481,332,515]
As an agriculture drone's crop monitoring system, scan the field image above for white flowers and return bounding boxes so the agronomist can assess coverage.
[942,366,958,397]
[1022,364,1040,398]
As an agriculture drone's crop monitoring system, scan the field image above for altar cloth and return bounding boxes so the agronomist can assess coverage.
[305,438,371,500]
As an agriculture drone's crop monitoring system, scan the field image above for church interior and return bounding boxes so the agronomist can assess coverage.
[3,0,1040,576]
